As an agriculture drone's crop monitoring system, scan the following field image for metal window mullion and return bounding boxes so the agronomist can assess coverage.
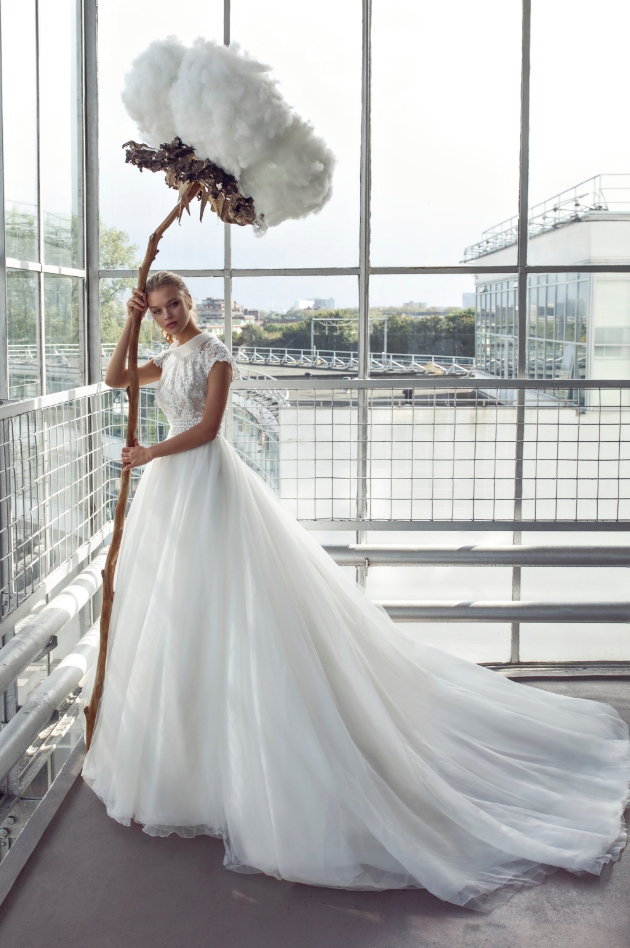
[355,0,372,587]
[83,0,99,385]
[512,0,532,666]
[35,0,46,396]
[0,4,8,402]
[223,0,234,448]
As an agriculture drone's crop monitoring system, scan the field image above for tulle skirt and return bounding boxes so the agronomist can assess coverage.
[82,434,630,910]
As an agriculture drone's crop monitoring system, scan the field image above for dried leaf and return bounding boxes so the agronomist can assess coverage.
[123,137,257,227]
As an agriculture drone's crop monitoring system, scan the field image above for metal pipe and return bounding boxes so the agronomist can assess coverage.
[323,544,630,567]
[0,3,8,401]
[84,0,100,384]
[358,0,371,382]
[355,0,372,586]
[380,601,630,623]
[229,376,630,390]
[98,264,630,280]
[35,0,46,396]
[222,0,232,356]
[0,551,106,695]
[513,0,532,666]
[0,623,98,785]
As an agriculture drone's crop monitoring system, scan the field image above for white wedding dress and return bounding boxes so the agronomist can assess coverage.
[82,331,630,911]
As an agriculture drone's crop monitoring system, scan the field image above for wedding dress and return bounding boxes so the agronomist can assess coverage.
[82,331,630,911]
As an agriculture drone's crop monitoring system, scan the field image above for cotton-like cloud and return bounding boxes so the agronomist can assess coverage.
[122,37,335,230]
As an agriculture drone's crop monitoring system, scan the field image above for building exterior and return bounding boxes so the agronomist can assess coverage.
[195,297,261,334]
[291,298,335,311]
[464,175,630,380]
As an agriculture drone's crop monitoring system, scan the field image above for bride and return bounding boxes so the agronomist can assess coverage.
[82,270,630,911]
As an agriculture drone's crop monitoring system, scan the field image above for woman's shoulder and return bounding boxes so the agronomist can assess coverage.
[197,334,240,377]
[152,346,172,368]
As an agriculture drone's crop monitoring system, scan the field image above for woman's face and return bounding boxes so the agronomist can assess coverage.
[147,286,193,337]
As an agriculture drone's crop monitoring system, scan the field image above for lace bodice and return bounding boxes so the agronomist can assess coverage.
[153,333,239,435]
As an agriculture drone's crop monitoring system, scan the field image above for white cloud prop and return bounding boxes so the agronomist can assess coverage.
[122,37,335,230]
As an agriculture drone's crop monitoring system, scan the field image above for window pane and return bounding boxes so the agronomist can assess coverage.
[372,0,520,266]
[2,0,39,261]
[232,276,358,377]
[44,275,83,393]
[39,0,83,267]
[369,275,476,373]
[99,0,226,271]
[529,0,630,264]
[7,269,40,398]
[230,0,360,268]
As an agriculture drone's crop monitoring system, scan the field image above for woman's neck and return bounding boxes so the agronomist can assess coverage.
[173,324,204,346]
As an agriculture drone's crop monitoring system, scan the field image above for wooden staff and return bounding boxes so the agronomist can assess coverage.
[84,181,200,750]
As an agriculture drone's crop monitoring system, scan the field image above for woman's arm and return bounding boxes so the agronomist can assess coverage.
[105,289,161,389]
[121,360,232,471]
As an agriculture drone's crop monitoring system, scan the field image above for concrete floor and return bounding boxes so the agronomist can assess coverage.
[0,679,628,948]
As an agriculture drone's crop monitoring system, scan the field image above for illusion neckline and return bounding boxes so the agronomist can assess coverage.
[170,332,214,358]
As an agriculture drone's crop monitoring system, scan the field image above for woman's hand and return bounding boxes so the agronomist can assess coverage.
[121,438,153,472]
[127,288,148,322]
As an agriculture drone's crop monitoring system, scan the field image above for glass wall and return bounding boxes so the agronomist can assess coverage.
[0,0,86,398]
[475,274,588,380]
[0,0,627,398]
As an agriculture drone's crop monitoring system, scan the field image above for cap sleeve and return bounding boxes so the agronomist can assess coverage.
[200,338,240,380]
[152,348,171,368]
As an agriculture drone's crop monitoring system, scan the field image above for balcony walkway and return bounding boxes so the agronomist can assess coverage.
[0,679,628,948]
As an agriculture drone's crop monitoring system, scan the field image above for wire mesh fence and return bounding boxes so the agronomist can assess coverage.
[0,377,628,627]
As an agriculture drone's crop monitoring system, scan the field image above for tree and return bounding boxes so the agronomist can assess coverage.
[100,223,162,346]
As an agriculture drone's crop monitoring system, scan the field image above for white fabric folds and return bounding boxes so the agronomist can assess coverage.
[83,337,630,911]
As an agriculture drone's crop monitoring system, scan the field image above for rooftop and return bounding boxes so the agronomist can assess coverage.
[462,174,630,262]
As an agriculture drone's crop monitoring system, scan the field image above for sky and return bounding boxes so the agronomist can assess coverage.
[26,0,630,312]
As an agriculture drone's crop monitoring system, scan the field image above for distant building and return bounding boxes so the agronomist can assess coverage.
[463,174,630,379]
[462,293,476,310]
[291,298,335,311]
[195,297,262,334]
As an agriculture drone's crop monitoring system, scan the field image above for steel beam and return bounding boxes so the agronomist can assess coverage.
[0,624,98,785]
[380,601,630,622]
[84,0,100,384]
[0,551,105,695]
[324,544,630,567]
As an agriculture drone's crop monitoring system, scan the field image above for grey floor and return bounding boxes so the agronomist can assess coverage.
[0,679,628,948]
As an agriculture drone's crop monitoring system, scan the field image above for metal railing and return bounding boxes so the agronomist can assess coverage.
[234,346,475,375]
[463,174,630,261]
[228,377,630,528]
[0,375,628,634]
[99,342,476,376]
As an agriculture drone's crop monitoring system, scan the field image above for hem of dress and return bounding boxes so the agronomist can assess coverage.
[82,775,630,914]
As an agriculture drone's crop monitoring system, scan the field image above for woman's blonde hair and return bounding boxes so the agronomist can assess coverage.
[145,270,197,345]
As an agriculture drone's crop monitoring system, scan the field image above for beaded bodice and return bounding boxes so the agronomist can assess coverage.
[153,333,238,435]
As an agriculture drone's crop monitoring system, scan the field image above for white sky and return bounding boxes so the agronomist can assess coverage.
[92,0,630,310]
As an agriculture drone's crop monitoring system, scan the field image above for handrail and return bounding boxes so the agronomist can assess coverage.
[325,545,630,567]
[381,601,630,622]
[0,624,98,785]
[0,552,106,695]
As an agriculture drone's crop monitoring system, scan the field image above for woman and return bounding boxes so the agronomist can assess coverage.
[83,270,630,912]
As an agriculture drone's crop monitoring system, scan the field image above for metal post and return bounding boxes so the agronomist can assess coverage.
[35,1,46,396]
[310,315,314,357]
[223,0,233,443]
[356,0,372,587]
[84,0,100,384]
[383,314,387,362]
[512,0,532,664]
[0,5,8,401]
